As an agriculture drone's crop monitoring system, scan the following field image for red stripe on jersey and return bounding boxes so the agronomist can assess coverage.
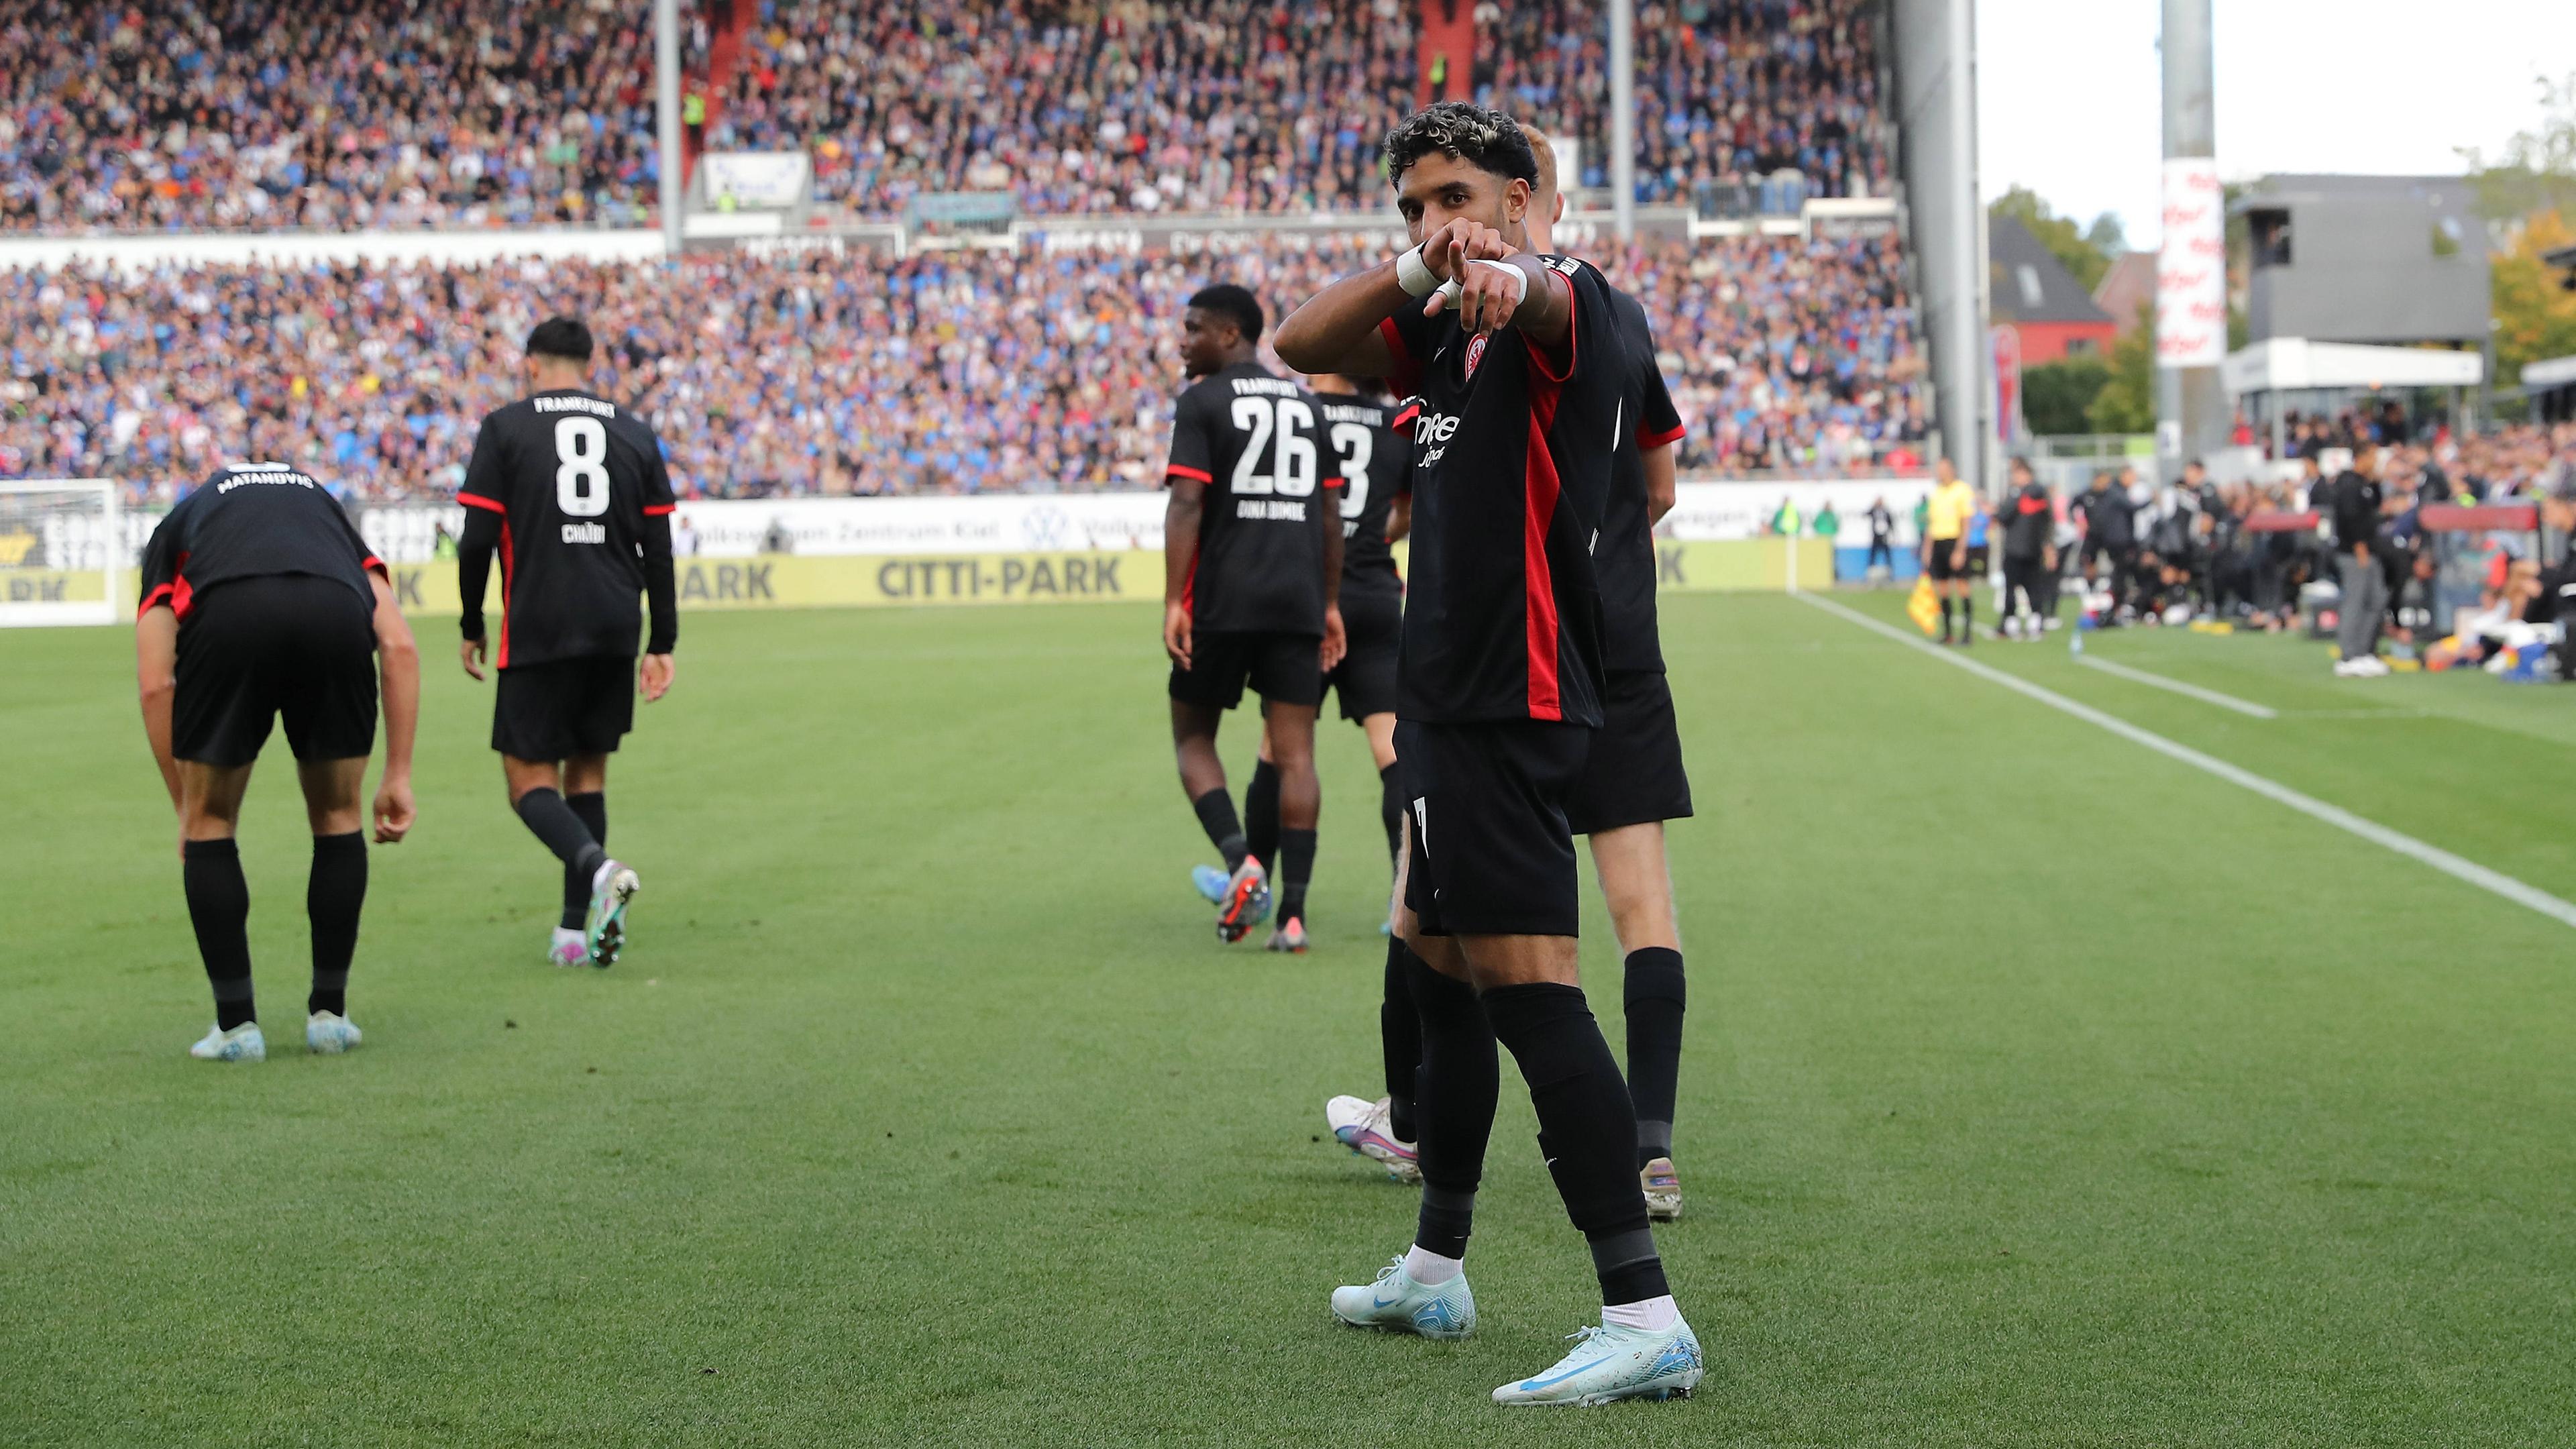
[362,555,388,578]
[137,584,174,617]
[1391,402,1420,431]
[1523,356,1567,722]
[643,503,676,516]
[1638,421,1686,449]
[494,517,514,669]
[1165,465,1213,484]
[1181,541,1197,617]
[1378,317,1421,395]
[457,492,506,514]
[1322,476,1346,490]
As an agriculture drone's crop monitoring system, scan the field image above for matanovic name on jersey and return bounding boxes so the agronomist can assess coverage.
[213,462,324,493]
[533,395,619,419]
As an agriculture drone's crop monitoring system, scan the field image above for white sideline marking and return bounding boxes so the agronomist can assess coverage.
[1792,590,2576,930]
[2073,654,2277,718]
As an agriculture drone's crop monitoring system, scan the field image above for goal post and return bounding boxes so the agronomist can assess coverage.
[0,479,123,627]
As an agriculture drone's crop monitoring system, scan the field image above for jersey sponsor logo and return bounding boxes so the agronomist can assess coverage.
[561,522,608,545]
[533,395,618,419]
[1234,499,1308,522]
[1412,409,1463,467]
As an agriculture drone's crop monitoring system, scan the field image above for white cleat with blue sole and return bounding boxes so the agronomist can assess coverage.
[305,1011,363,1055]
[188,1022,266,1063]
[1330,1258,1475,1339]
[1491,1318,1705,1407]
[584,859,639,967]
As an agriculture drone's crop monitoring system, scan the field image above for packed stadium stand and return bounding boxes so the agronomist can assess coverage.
[1,0,1886,230]
[0,231,1924,499]
[0,0,1921,493]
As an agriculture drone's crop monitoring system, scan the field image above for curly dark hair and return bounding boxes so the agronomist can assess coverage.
[1381,102,1538,191]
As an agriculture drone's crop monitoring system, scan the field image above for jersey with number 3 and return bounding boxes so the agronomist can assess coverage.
[1163,362,1344,635]
[456,388,676,666]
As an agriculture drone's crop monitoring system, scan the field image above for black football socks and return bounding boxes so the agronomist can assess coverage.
[1381,938,1423,1144]
[1275,828,1316,924]
[1962,596,1975,641]
[1378,762,1404,871]
[517,787,606,886]
[1407,954,1499,1261]
[1243,759,1280,878]
[1623,948,1686,1166]
[182,837,256,1030]
[1479,981,1671,1307]
[561,791,608,930]
[307,832,366,1018]
[1191,788,1248,873]
[1939,596,1954,640]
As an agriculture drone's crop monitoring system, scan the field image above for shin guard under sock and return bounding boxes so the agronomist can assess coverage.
[1623,947,1686,1165]
[183,838,256,1030]
[1244,759,1281,879]
[1191,788,1248,872]
[1275,827,1316,924]
[561,792,606,930]
[516,788,606,883]
[306,831,366,1017]
[1380,937,1422,1143]
[1407,953,1497,1260]
[1480,981,1670,1305]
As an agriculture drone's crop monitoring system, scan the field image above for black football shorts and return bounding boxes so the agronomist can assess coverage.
[173,574,378,767]
[1170,628,1324,710]
[1398,718,1589,938]
[1325,589,1400,722]
[1565,669,1693,835]
[1924,538,1966,581]
[493,655,636,759]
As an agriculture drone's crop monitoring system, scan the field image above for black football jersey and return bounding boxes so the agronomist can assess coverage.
[457,389,676,667]
[1316,392,1414,603]
[138,463,383,621]
[1597,288,1686,674]
[1163,362,1344,635]
[1379,256,1625,725]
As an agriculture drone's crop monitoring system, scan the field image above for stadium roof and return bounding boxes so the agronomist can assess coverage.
[2524,354,2576,390]
[2222,337,2483,394]
[1987,216,2112,327]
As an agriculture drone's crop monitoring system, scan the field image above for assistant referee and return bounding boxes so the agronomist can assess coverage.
[1923,457,1977,645]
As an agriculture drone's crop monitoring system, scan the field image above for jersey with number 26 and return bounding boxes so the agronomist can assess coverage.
[457,388,676,666]
[1163,362,1344,635]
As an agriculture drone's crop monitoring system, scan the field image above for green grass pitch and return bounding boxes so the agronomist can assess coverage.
[8,590,2576,1446]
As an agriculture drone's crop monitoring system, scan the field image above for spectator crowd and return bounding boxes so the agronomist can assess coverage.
[0,229,1928,500]
[0,0,1888,232]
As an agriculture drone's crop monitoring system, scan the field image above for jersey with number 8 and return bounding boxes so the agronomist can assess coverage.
[458,387,678,667]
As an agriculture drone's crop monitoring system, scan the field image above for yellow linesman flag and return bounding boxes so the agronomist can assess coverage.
[1907,574,1941,635]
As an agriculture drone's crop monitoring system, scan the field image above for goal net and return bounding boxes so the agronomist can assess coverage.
[0,480,123,627]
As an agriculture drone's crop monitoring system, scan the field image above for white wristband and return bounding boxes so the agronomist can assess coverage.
[1395,244,1439,299]
[1466,258,1529,306]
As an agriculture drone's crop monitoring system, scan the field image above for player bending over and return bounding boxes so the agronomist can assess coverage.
[1324,127,1700,1222]
[456,317,679,967]
[1165,284,1346,950]
[1232,375,1413,940]
[137,463,420,1062]
[1275,101,1703,1407]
